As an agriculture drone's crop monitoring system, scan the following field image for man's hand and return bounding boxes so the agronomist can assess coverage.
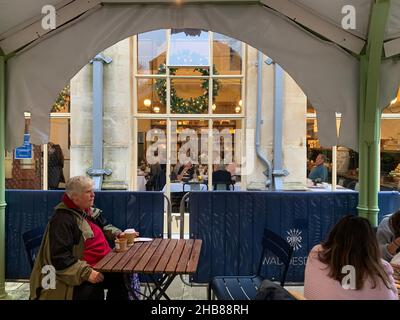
[88,270,104,284]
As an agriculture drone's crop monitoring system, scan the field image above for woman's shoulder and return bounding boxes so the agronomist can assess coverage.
[307,244,323,261]
[380,259,394,275]
[310,244,323,254]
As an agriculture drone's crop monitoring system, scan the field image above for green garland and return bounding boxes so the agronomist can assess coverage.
[51,85,70,112]
[155,64,220,114]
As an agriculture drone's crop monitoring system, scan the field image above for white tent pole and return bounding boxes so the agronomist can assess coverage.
[332,146,337,191]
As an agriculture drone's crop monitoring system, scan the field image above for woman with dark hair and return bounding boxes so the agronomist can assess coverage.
[304,215,398,299]
[377,210,400,262]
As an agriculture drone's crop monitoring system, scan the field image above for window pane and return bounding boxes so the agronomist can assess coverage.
[168,29,209,67]
[138,78,166,114]
[212,78,242,114]
[137,30,167,74]
[211,119,242,189]
[170,78,209,114]
[170,120,208,181]
[137,119,167,191]
[213,33,242,75]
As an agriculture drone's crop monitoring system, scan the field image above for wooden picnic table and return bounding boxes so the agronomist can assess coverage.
[94,238,202,299]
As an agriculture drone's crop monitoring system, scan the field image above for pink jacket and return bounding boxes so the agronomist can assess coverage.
[304,244,398,300]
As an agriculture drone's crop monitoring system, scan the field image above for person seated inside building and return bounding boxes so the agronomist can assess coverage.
[212,163,233,190]
[308,153,328,183]
[304,215,398,300]
[177,161,195,181]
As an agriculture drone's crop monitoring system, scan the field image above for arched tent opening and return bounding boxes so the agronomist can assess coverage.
[4,3,363,150]
[1,0,400,297]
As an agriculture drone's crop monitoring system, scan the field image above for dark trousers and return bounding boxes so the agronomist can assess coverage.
[73,273,129,300]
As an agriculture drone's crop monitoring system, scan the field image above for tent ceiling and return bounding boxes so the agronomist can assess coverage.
[0,1,399,151]
[2,0,400,53]
[0,0,65,36]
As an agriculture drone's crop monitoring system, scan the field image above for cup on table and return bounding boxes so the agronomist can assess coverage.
[115,237,127,252]
[124,228,137,245]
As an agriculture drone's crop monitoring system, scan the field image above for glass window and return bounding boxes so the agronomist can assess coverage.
[170,78,209,114]
[137,78,166,114]
[168,29,209,67]
[137,30,167,74]
[212,78,242,114]
[213,33,242,75]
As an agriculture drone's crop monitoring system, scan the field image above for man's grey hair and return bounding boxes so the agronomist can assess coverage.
[318,153,326,162]
[218,163,226,171]
[65,176,93,197]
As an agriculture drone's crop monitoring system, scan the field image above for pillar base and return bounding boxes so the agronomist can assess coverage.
[357,205,369,219]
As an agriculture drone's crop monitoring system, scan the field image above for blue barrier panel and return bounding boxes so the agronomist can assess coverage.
[189,191,400,283]
[5,190,164,279]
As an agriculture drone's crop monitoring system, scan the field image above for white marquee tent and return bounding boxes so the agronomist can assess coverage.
[0,0,399,297]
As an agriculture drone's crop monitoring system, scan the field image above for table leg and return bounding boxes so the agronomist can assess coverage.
[147,274,176,300]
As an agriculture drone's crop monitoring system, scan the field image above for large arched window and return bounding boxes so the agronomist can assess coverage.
[133,29,245,195]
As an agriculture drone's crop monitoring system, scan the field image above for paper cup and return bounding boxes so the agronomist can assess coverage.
[115,238,127,252]
[124,228,137,245]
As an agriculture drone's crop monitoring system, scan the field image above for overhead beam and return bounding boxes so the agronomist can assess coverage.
[384,37,400,58]
[0,0,101,55]
[260,0,366,55]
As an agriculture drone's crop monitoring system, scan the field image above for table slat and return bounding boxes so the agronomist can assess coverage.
[176,239,194,273]
[186,239,202,273]
[165,239,186,273]
[154,239,178,273]
[100,247,131,272]
[113,243,143,272]
[94,250,117,270]
[133,238,162,272]
[122,241,152,271]
[144,239,170,272]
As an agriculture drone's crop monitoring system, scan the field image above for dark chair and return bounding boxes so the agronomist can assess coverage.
[208,228,293,300]
[213,182,234,190]
[22,226,46,269]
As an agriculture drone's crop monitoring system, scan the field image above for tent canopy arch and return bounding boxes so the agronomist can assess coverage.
[3,3,367,151]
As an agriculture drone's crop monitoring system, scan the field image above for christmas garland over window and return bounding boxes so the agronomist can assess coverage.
[51,85,70,112]
[155,64,220,114]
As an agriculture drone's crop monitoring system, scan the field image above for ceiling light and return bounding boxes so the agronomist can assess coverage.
[144,99,152,107]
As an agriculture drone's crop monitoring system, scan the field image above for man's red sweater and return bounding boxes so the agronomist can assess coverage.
[62,194,111,267]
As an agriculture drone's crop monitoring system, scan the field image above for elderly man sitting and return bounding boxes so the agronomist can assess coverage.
[29,175,135,300]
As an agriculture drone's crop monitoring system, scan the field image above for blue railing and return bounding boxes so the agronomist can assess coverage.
[189,191,400,283]
[5,190,164,279]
